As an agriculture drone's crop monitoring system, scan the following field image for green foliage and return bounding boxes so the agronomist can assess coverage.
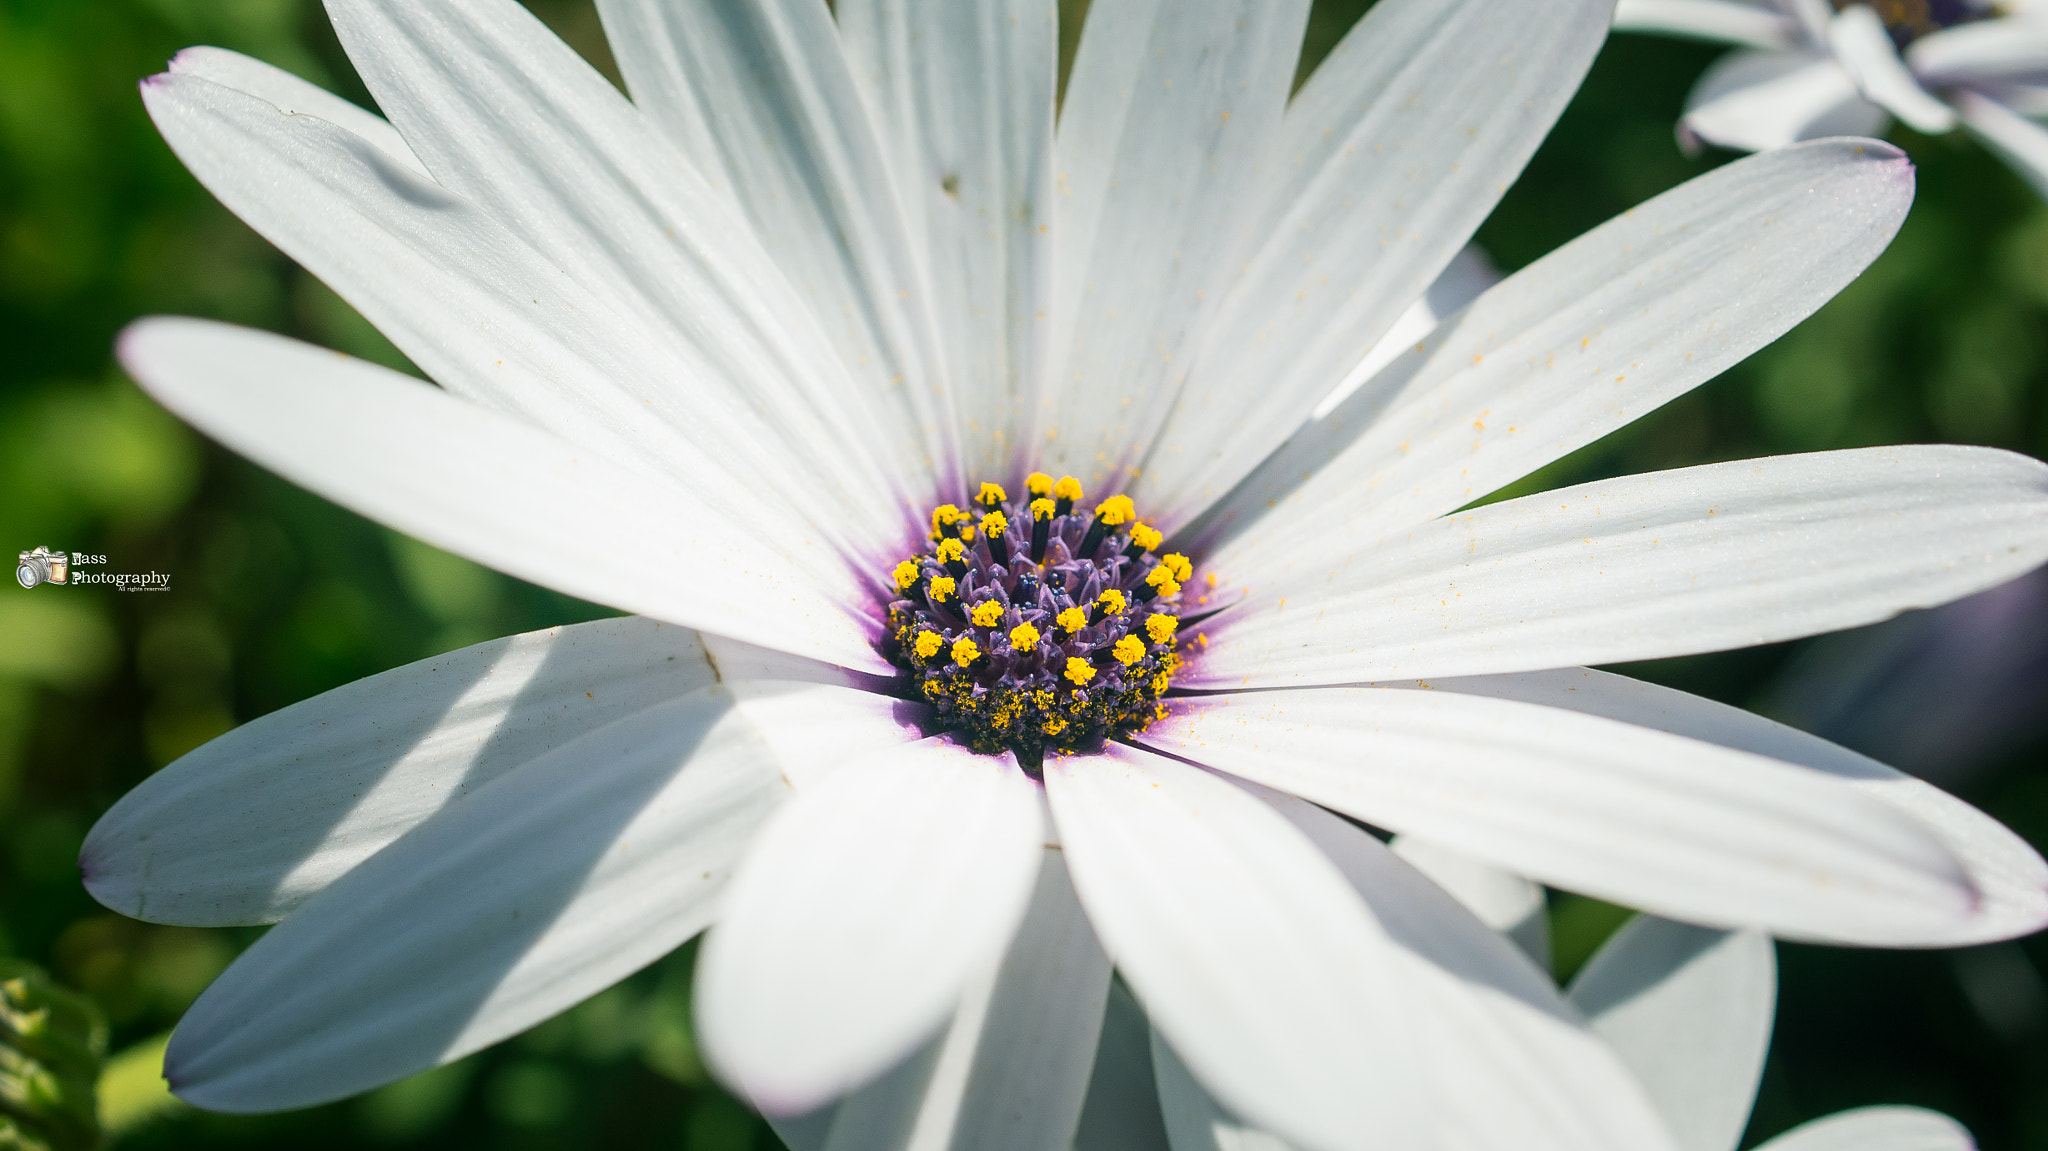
[0,962,108,1151]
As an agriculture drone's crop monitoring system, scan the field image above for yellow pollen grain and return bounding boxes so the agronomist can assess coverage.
[1010,622,1043,652]
[1026,472,1054,497]
[1151,671,1171,693]
[930,504,968,536]
[913,631,943,659]
[1112,636,1146,666]
[1098,588,1128,614]
[1205,572,1218,588]
[1053,475,1084,503]
[1094,495,1136,525]
[928,576,957,602]
[1064,657,1096,685]
[892,560,919,590]
[1145,614,1178,643]
[1030,498,1055,522]
[936,538,966,564]
[970,600,1004,627]
[952,636,982,665]
[1057,606,1089,633]
[1129,524,1163,551]
[1162,553,1193,582]
[978,481,1008,505]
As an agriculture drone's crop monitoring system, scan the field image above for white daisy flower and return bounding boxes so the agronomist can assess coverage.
[1616,0,2048,197]
[1140,862,1979,1151]
[82,0,2048,1146]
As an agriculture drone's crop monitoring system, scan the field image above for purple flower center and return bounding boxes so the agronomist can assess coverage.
[883,474,1199,767]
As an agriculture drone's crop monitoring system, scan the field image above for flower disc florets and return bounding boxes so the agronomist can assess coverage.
[885,473,1194,765]
[1850,0,1987,46]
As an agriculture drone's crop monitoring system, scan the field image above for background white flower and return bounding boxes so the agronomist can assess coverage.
[1616,0,2048,197]
[76,0,2048,1147]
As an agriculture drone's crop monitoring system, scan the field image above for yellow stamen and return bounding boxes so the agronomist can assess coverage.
[1145,614,1178,643]
[1064,657,1096,685]
[1129,523,1163,552]
[913,631,943,659]
[971,600,1004,627]
[1098,588,1128,614]
[1112,635,1146,666]
[982,510,1009,536]
[892,560,920,590]
[952,636,982,665]
[1146,566,1177,590]
[1162,553,1193,582]
[1094,495,1136,525]
[978,481,1008,505]
[1026,472,1054,497]
[1053,475,1084,503]
[936,538,967,565]
[1151,671,1171,694]
[930,504,968,537]
[1030,498,1055,522]
[929,576,957,602]
[1010,622,1042,652]
[1056,606,1089,634]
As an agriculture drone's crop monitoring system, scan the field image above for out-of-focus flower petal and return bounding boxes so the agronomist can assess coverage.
[1752,1107,1975,1151]
[1568,917,1775,1151]
[1682,51,1884,151]
[1613,0,1802,50]
[1829,5,1957,132]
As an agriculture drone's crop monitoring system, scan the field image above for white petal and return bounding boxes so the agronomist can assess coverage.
[1568,917,1775,1151]
[1137,0,1613,531]
[1150,1035,1297,1151]
[591,0,961,494]
[1829,5,1958,132]
[1141,685,1980,944]
[138,71,900,568]
[165,46,426,175]
[1193,446,2048,688]
[701,633,931,794]
[839,0,1057,481]
[1071,980,1174,1151]
[810,849,1111,1151]
[1435,665,2048,946]
[82,617,709,926]
[1310,246,1499,421]
[1389,835,1550,968]
[322,0,940,522]
[119,319,891,675]
[1682,51,1885,152]
[165,689,786,1112]
[1953,89,2048,201]
[1042,744,1424,1151]
[1908,18,2048,85]
[1613,0,1802,50]
[695,739,1044,1115]
[1753,1107,1975,1151]
[1188,139,1913,568]
[1271,792,1681,1151]
[1033,0,1311,491]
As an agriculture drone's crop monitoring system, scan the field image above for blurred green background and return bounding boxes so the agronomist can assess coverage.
[4,0,2048,1147]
